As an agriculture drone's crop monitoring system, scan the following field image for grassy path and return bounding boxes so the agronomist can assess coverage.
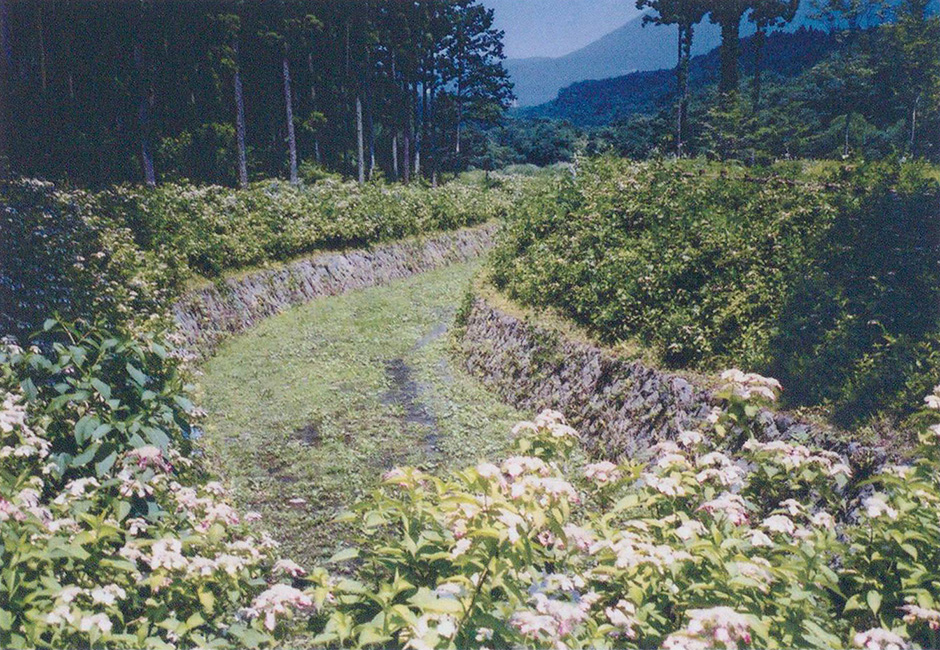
[197,261,524,566]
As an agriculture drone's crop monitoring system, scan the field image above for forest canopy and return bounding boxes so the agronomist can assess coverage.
[0,0,514,187]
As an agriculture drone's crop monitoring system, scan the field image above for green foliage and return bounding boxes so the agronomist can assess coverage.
[303,375,940,650]
[0,179,183,338]
[506,12,939,166]
[4,1,512,186]
[0,321,315,648]
[0,176,517,338]
[117,179,512,277]
[489,156,940,425]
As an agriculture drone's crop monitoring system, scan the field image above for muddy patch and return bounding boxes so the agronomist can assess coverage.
[294,422,322,447]
[413,308,454,350]
[414,322,448,350]
[380,357,441,452]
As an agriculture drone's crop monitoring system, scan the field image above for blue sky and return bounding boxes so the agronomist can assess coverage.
[481,0,642,59]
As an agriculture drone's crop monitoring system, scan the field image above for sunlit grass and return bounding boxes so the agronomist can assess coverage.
[197,261,523,567]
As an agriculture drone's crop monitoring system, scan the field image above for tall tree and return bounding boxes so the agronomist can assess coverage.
[811,0,883,156]
[134,1,156,186]
[273,2,317,184]
[0,0,515,185]
[282,55,297,183]
[707,0,753,99]
[212,10,251,189]
[637,0,707,155]
[879,0,940,156]
[750,0,799,108]
[446,0,513,161]
[0,0,10,180]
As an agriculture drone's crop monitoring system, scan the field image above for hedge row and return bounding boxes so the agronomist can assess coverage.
[1,177,517,338]
[489,157,940,426]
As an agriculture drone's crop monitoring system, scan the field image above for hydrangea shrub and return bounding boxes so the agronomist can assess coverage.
[5,320,940,649]
[307,373,940,650]
[0,321,314,648]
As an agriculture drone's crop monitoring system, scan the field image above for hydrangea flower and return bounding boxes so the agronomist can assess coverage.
[853,627,908,650]
[245,583,314,631]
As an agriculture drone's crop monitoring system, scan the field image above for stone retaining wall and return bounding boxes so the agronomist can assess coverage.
[173,223,498,356]
[458,294,883,469]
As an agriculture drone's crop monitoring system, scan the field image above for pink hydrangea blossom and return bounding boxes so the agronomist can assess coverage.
[274,559,306,577]
[853,627,908,650]
[901,604,940,630]
[584,461,621,484]
[246,583,314,631]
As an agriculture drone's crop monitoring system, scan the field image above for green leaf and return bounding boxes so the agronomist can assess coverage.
[68,345,87,367]
[198,588,215,613]
[20,378,37,401]
[91,378,112,400]
[127,363,149,386]
[74,415,99,445]
[408,588,464,614]
[327,548,359,564]
[358,627,393,646]
[173,395,194,412]
[144,426,170,449]
[115,500,132,521]
[183,611,205,631]
[803,620,841,648]
[71,444,98,468]
[95,451,117,477]
[867,590,882,615]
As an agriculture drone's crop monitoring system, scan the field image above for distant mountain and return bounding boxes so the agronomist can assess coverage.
[506,2,823,106]
[483,0,642,60]
[506,15,718,106]
[519,28,838,126]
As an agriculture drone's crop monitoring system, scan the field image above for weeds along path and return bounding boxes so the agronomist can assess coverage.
[197,260,523,567]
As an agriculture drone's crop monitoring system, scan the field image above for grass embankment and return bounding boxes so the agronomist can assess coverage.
[1,175,519,338]
[490,156,940,429]
[197,261,524,566]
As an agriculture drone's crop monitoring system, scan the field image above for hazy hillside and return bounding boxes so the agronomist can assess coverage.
[505,14,720,106]
[506,3,825,106]
[520,28,837,126]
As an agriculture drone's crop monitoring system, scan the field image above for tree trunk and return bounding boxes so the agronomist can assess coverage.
[133,26,156,186]
[356,95,364,184]
[282,57,298,184]
[233,43,248,189]
[751,26,766,110]
[429,80,438,186]
[368,111,375,180]
[910,94,920,156]
[64,0,74,100]
[36,4,46,93]
[404,83,412,184]
[307,52,321,166]
[421,81,429,178]
[843,112,851,158]
[403,130,411,183]
[391,133,399,181]
[366,82,375,180]
[456,78,462,155]
[675,26,684,156]
[718,16,741,99]
[0,0,10,180]
[413,83,421,178]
